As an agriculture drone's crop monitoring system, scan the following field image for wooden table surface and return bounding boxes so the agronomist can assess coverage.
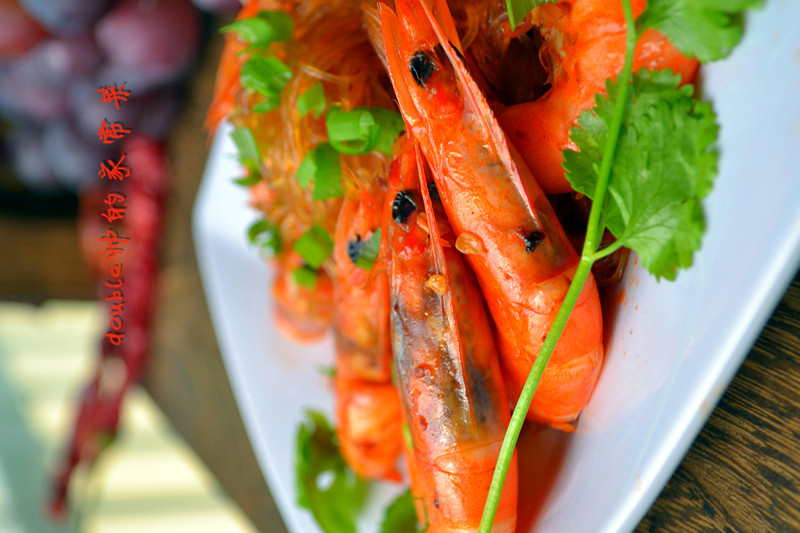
[145,29,800,533]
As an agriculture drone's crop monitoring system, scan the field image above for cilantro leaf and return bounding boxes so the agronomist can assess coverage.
[381,489,427,533]
[505,0,557,30]
[295,410,367,533]
[564,69,718,280]
[638,0,763,62]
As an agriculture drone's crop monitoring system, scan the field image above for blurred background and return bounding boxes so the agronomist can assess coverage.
[0,0,285,531]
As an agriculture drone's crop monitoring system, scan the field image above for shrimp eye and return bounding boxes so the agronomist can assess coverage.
[347,235,363,265]
[523,231,546,253]
[392,190,416,223]
[409,51,435,88]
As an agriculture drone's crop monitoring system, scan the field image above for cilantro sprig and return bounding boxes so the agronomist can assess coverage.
[380,489,427,533]
[482,0,757,530]
[296,410,367,533]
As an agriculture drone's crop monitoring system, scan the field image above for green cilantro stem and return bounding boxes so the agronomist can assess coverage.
[479,1,637,531]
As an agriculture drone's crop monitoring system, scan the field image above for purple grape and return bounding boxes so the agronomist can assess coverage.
[69,78,143,144]
[26,31,103,85]
[6,124,58,190]
[0,59,69,121]
[95,0,200,87]
[43,119,115,191]
[191,0,242,12]
[134,88,180,139]
[19,0,109,36]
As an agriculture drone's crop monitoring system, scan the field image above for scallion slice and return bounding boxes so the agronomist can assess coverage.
[240,57,292,113]
[291,266,319,288]
[297,82,328,119]
[293,225,334,269]
[247,219,281,256]
[297,143,343,200]
[326,106,405,156]
[220,10,294,49]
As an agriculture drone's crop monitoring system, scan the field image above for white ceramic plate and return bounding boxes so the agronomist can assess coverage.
[193,3,800,532]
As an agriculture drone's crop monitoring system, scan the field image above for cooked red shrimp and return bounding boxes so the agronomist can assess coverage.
[380,0,604,424]
[332,183,403,480]
[333,185,393,383]
[385,138,517,531]
[335,375,403,481]
[272,250,334,341]
[494,0,699,193]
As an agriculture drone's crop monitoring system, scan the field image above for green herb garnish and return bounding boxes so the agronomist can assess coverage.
[221,10,294,52]
[638,0,764,62]
[230,126,262,175]
[247,219,281,256]
[240,57,292,113]
[293,225,334,269]
[297,143,343,200]
[292,265,319,288]
[504,0,556,30]
[326,107,405,156]
[380,489,427,533]
[295,410,367,533]
[482,0,757,530]
[298,82,328,119]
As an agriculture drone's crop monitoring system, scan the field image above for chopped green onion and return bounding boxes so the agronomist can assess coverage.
[292,266,319,288]
[326,106,378,155]
[247,219,281,256]
[240,57,292,113]
[221,10,294,49]
[233,173,261,187]
[353,228,381,271]
[368,107,406,157]
[326,106,405,156]
[297,143,343,200]
[230,126,261,171]
[293,225,334,269]
[297,82,328,119]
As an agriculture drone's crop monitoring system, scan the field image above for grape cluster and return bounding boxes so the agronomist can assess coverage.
[0,0,239,191]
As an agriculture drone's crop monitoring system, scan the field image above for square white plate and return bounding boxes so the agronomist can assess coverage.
[193,3,800,531]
